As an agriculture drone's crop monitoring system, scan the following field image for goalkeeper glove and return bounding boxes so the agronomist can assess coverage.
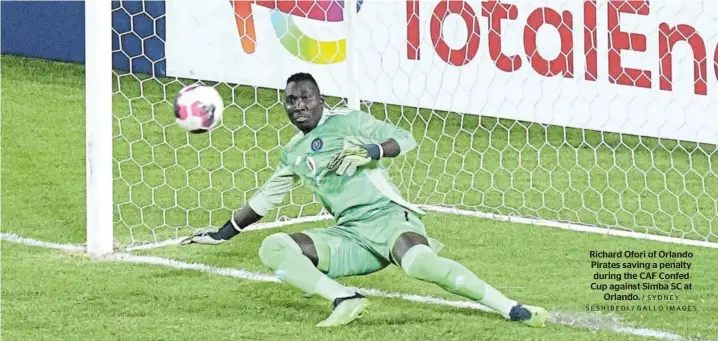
[326,143,382,176]
[180,218,241,245]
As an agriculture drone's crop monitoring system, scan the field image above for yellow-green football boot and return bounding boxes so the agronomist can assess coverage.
[316,293,369,327]
[509,304,548,328]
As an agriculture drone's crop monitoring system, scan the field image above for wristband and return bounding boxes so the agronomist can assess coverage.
[216,218,241,240]
[230,216,241,231]
[364,143,383,160]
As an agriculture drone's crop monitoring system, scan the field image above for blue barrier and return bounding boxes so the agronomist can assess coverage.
[1,1,166,76]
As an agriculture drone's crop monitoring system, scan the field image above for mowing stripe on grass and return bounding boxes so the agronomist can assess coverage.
[0,232,701,341]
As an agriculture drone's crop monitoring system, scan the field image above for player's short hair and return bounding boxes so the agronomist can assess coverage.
[286,72,320,91]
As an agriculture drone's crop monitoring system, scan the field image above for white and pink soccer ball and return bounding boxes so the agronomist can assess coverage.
[174,84,224,133]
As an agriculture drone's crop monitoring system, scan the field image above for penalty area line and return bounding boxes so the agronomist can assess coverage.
[0,232,699,341]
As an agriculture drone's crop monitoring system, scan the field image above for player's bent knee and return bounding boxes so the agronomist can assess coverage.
[392,231,430,265]
[400,244,472,293]
[288,232,320,267]
[258,233,303,270]
[399,244,436,275]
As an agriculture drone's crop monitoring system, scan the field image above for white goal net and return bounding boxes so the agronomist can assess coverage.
[108,0,718,250]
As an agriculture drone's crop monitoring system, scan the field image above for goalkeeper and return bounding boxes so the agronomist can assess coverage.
[182,72,548,328]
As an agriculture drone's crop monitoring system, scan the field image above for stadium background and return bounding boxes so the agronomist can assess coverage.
[2,1,717,341]
[2,1,164,74]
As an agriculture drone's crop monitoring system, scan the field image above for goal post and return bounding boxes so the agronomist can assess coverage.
[101,0,718,252]
[85,0,114,256]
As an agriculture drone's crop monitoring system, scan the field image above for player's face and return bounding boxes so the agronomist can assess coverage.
[285,81,324,132]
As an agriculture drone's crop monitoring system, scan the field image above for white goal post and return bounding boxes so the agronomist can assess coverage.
[86,0,114,255]
[86,0,718,255]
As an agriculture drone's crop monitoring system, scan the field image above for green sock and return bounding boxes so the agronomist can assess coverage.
[401,244,517,319]
[259,233,354,301]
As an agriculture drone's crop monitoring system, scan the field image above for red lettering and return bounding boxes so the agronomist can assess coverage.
[523,8,574,77]
[607,0,651,88]
[407,0,717,96]
[430,0,480,66]
[406,0,420,60]
[481,1,521,72]
[584,0,597,81]
[658,24,708,95]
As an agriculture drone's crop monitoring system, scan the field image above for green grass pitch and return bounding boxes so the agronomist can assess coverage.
[2,55,718,341]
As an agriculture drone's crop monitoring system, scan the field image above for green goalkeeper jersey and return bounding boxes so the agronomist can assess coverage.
[247,107,425,221]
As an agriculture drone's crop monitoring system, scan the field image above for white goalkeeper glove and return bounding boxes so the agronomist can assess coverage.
[327,143,382,176]
[180,218,241,245]
[180,228,229,245]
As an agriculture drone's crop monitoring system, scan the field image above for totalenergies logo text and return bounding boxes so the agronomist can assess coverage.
[231,0,364,64]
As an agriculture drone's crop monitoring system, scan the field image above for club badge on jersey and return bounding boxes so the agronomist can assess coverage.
[311,138,323,152]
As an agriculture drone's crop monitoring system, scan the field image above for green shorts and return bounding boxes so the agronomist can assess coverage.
[302,203,438,279]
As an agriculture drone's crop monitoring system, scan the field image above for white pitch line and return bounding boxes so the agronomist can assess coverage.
[0,232,702,341]
[124,237,189,252]
[420,205,718,249]
[124,207,718,252]
[2,233,86,253]
[124,215,335,251]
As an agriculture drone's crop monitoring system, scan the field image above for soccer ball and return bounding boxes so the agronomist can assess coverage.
[174,84,224,133]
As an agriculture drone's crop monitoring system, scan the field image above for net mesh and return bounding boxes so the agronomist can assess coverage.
[111,0,718,248]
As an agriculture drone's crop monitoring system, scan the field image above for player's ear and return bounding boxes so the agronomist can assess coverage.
[319,95,325,105]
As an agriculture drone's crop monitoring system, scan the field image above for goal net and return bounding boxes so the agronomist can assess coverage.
[104,0,718,251]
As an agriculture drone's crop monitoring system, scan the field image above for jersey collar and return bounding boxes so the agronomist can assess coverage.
[318,107,330,126]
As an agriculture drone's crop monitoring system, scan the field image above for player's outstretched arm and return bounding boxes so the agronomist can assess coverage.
[180,205,263,245]
[181,157,297,245]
